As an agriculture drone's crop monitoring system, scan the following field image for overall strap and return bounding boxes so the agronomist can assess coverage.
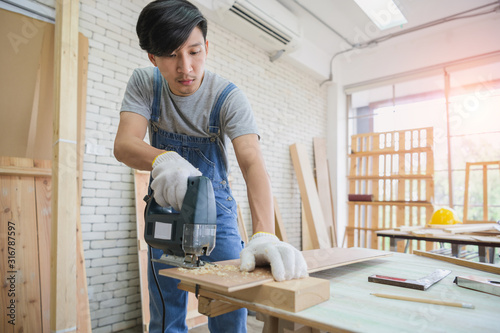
[151,67,162,123]
[208,82,237,135]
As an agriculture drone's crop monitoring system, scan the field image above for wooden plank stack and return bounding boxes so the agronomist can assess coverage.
[347,128,435,251]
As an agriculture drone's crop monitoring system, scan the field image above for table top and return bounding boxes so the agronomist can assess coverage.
[209,251,500,332]
[377,229,500,247]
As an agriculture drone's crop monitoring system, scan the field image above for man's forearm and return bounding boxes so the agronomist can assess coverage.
[114,136,164,171]
[245,166,275,235]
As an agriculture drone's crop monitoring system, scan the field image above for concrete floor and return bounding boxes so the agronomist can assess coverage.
[120,312,264,332]
[188,313,263,332]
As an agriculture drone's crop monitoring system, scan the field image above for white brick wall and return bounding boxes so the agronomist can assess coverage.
[30,0,327,331]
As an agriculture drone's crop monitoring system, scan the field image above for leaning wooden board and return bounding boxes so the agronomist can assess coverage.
[160,247,391,293]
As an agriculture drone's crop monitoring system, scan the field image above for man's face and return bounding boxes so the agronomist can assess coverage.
[149,27,208,97]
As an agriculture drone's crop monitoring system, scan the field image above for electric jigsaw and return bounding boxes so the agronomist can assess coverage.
[144,176,217,268]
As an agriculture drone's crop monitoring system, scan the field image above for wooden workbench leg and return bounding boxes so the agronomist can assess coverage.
[489,247,496,264]
[390,238,396,251]
[478,246,486,263]
[278,319,323,332]
[256,312,279,333]
[477,246,495,263]
[451,244,459,258]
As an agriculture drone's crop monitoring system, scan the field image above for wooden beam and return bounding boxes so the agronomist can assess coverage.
[0,165,52,177]
[290,143,330,249]
[76,34,91,333]
[134,170,151,332]
[301,201,314,250]
[313,138,336,247]
[413,250,500,275]
[51,0,79,331]
[180,275,330,313]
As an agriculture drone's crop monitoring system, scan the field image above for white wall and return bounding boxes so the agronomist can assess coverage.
[49,0,327,331]
[327,12,500,244]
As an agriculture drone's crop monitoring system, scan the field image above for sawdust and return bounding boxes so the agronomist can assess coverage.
[178,264,266,279]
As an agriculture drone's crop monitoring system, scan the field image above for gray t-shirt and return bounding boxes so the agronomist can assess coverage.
[120,67,259,154]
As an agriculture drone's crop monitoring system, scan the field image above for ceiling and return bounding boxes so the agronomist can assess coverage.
[277,0,499,58]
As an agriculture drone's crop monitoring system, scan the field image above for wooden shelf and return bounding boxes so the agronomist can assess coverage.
[349,146,432,157]
[347,128,435,251]
[348,174,432,180]
[348,201,432,206]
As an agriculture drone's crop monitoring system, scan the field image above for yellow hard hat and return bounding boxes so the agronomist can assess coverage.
[429,208,462,225]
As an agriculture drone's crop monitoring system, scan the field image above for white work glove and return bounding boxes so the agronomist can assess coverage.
[151,151,202,211]
[240,232,308,282]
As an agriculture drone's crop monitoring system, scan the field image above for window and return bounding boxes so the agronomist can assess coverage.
[347,61,500,222]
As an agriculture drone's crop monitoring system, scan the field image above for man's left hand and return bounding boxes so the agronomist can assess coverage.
[240,232,308,281]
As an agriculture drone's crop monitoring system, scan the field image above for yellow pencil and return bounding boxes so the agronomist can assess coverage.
[370,293,475,309]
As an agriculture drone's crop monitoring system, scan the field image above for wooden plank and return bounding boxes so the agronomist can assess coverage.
[313,137,334,247]
[290,143,330,249]
[34,160,52,333]
[198,296,241,317]
[160,248,391,292]
[237,204,248,244]
[180,276,330,313]
[443,223,497,234]
[304,247,391,274]
[134,170,151,332]
[51,0,79,330]
[0,165,52,177]
[178,284,334,333]
[327,159,337,247]
[274,196,288,242]
[76,32,91,333]
[0,157,42,332]
[413,250,500,275]
[301,201,314,250]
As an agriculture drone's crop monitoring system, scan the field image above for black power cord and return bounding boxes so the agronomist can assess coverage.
[149,246,166,333]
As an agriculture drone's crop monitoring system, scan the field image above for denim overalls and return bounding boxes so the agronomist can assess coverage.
[147,67,247,332]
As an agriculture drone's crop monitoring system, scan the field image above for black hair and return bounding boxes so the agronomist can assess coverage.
[136,0,207,56]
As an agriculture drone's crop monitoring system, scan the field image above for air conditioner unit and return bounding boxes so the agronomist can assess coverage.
[190,0,302,56]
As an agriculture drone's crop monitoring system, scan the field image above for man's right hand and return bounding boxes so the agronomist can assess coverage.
[151,151,202,211]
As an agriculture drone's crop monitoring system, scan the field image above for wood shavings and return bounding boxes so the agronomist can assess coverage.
[178,264,266,279]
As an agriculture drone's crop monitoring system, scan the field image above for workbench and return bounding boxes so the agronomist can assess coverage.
[377,229,500,263]
[166,251,500,332]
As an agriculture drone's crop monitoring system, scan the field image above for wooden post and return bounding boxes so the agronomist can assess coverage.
[482,164,488,221]
[51,0,79,331]
[290,143,330,249]
[76,33,91,333]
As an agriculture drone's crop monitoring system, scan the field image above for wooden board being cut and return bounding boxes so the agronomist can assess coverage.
[160,247,391,293]
[179,276,330,313]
